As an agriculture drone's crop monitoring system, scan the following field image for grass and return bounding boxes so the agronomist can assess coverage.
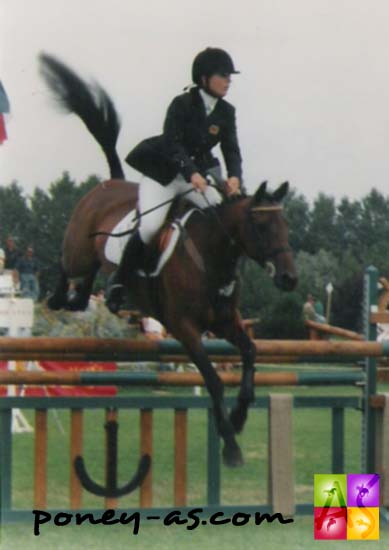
[1,375,389,548]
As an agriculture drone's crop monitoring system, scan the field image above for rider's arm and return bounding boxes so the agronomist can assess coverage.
[163,96,199,182]
[220,104,242,184]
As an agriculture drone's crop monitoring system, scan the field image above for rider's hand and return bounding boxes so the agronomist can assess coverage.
[191,172,208,192]
[225,177,240,196]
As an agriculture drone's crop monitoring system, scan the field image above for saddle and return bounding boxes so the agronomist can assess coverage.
[142,201,204,277]
[104,170,227,274]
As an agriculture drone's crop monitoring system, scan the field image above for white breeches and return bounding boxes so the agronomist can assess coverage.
[138,175,222,244]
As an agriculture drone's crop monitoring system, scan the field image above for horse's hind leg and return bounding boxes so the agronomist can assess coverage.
[67,262,100,311]
[47,266,69,310]
[171,319,243,467]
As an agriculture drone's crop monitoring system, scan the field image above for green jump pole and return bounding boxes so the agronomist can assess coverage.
[363,266,378,473]
[0,370,364,387]
[1,337,389,362]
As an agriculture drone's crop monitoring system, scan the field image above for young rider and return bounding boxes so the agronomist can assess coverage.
[106,47,243,313]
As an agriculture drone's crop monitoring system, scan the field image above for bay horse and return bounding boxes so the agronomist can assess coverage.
[40,53,297,467]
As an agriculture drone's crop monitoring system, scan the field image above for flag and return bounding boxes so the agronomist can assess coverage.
[0,81,10,144]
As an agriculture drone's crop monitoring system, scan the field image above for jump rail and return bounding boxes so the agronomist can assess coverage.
[0,370,365,387]
[0,336,388,362]
[1,265,389,522]
[305,319,364,341]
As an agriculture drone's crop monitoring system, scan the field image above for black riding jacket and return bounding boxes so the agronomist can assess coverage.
[125,87,242,185]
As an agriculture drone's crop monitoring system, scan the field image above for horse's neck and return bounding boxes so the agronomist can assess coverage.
[193,203,243,280]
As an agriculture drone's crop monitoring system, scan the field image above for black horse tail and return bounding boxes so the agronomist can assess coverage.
[39,52,124,179]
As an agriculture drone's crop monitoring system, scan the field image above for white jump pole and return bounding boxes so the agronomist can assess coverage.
[0,272,34,433]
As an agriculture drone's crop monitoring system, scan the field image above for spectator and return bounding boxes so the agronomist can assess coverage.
[140,316,173,371]
[0,247,4,273]
[303,293,325,323]
[314,298,326,323]
[303,294,317,321]
[4,235,21,270]
[140,316,167,341]
[15,245,40,301]
[88,288,106,310]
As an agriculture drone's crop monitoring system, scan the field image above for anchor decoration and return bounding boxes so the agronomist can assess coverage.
[74,410,151,498]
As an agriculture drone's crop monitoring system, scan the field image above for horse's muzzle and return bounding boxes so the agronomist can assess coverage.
[275,271,298,291]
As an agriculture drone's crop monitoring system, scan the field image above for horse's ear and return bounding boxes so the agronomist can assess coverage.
[253,181,268,203]
[272,181,289,202]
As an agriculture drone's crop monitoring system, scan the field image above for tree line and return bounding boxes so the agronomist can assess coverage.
[1,173,387,337]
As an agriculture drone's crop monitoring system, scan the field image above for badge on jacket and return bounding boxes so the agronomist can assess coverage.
[208,124,220,136]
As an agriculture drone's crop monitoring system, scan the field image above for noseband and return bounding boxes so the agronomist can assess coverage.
[251,205,283,213]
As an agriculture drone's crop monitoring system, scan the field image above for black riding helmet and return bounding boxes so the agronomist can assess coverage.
[192,47,240,86]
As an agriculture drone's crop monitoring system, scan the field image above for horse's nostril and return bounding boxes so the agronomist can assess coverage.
[280,273,298,291]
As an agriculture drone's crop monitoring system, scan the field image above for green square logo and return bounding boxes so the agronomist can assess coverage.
[314,474,347,507]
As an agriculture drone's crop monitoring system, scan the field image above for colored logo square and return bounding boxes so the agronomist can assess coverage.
[347,473,380,507]
[314,474,347,507]
[314,507,347,540]
[347,507,379,540]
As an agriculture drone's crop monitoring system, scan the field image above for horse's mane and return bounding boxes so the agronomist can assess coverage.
[200,188,283,225]
[210,193,248,212]
[213,188,282,212]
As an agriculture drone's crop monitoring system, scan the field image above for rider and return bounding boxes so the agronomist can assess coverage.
[106,47,243,313]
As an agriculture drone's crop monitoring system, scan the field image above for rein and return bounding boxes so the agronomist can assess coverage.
[200,190,237,248]
[202,193,292,264]
[89,187,196,239]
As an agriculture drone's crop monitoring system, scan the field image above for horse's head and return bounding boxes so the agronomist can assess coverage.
[241,181,297,291]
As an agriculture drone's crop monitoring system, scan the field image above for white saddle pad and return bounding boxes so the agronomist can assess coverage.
[104,210,138,265]
[104,208,199,277]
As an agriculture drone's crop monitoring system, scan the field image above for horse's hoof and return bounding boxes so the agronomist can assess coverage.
[105,284,124,314]
[106,300,120,314]
[222,445,244,468]
[229,408,247,434]
[66,301,87,312]
[47,295,64,310]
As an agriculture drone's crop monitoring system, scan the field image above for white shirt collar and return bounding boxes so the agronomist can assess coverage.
[199,88,218,116]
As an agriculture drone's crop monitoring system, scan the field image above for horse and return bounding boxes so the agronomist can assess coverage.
[39,53,297,467]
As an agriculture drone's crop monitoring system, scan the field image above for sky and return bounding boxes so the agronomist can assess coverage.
[1,0,389,202]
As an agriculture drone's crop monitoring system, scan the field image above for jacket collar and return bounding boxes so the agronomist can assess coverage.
[199,88,218,116]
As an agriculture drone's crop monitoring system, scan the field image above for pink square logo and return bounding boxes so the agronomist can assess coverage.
[314,507,347,540]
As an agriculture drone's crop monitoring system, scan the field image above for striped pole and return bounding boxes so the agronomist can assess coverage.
[0,370,365,387]
[0,337,389,362]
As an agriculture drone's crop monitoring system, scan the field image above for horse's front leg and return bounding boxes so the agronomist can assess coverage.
[172,320,244,467]
[47,265,69,310]
[217,317,256,434]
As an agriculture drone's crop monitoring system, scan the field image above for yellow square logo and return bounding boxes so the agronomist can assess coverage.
[346,507,379,540]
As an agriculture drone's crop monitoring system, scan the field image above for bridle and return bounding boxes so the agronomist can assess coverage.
[249,204,292,264]
[199,190,292,268]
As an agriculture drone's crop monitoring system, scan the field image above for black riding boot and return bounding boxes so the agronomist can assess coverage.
[106,231,144,314]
